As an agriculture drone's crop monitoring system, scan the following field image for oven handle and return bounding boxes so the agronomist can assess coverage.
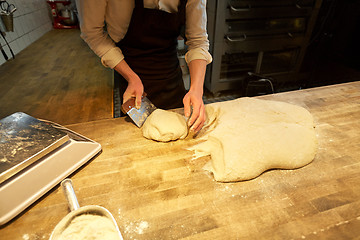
[226,34,247,42]
[229,4,251,13]
[295,0,303,9]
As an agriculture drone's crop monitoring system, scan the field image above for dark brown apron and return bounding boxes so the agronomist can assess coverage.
[114,0,187,110]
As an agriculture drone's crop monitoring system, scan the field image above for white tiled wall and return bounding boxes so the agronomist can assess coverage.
[0,0,53,66]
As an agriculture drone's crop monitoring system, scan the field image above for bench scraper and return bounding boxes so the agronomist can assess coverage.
[121,93,157,128]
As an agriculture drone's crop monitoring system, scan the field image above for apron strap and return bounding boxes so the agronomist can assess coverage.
[135,0,144,8]
[135,0,187,12]
[179,0,187,9]
[179,0,187,27]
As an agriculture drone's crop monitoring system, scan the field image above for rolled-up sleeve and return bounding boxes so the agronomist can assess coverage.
[184,0,213,64]
[76,0,124,68]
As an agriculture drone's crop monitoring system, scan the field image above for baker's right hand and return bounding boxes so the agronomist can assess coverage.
[123,76,144,109]
[114,59,144,109]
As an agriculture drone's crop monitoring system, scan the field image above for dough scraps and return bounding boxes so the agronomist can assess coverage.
[142,109,188,142]
[57,214,121,240]
[190,97,318,182]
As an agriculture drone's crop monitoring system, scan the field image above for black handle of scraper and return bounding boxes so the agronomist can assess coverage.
[121,92,147,114]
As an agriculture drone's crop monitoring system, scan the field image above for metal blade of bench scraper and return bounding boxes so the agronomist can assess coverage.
[125,97,157,128]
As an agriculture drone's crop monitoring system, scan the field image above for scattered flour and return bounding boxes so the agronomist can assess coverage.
[118,208,150,237]
[124,220,149,235]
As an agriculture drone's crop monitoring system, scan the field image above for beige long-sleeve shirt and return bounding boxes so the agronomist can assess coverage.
[76,0,212,69]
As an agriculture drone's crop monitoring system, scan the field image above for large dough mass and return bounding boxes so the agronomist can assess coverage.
[191,98,318,182]
[142,109,188,142]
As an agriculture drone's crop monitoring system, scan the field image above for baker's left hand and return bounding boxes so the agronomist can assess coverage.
[183,89,206,133]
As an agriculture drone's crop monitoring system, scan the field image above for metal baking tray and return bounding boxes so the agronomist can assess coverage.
[0,112,70,184]
[0,112,102,225]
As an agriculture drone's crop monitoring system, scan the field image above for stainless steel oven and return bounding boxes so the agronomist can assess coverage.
[205,0,323,95]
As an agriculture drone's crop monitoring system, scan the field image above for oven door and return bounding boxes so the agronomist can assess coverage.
[226,0,315,19]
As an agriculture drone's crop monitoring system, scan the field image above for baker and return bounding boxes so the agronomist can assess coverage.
[75,0,212,132]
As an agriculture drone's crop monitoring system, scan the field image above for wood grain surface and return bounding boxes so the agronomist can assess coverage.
[0,29,113,125]
[1,82,360,240]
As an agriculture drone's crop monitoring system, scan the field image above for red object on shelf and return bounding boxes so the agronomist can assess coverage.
[46,0,78,29]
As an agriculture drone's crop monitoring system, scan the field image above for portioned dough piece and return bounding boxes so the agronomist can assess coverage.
[192,97,318,182]
[142,109,188,142]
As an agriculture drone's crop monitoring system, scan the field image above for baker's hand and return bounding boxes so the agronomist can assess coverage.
[183,89,206,133]
[123,76,144,109]
[114,59,144,109]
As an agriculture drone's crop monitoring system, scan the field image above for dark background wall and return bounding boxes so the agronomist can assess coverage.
[301,0,360,87]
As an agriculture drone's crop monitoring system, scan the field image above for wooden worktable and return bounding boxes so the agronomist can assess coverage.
[1,82,360,239]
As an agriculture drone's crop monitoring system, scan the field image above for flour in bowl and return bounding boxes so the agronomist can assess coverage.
[57,214,121,240]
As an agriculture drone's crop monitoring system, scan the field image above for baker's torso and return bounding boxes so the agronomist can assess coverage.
[115,0,187,109]
[106,0,181,43]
